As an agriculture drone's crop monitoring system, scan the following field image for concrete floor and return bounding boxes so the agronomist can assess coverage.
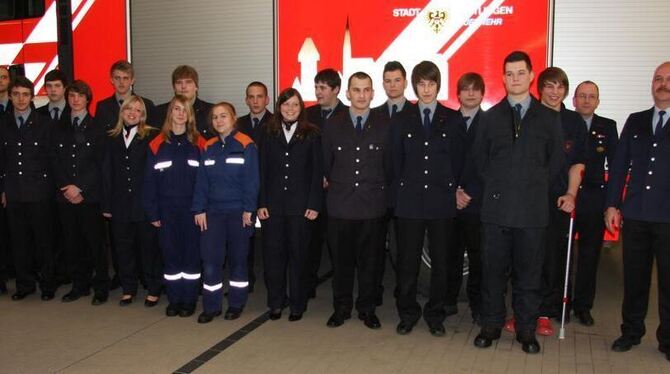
[1,242,668,373]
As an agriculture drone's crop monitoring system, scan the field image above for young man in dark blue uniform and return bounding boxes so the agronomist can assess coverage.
[53,80,109,305]
[371,60,409,306]
[606,62,670,361]
[392,61,466,336]
[571,80,618,326]
[534,67,587,336]
[305,68,348,299]
[0,76,56,300]
[472,51,565,354]
[151,65,214,139]
[448,72,486,323]
[0,66,10,293]
[322,72,391,329]
[235,81,272,293]
[36,69,69,121]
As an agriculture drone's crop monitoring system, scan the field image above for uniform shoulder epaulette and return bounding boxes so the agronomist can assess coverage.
[234,132,254,149]
[149,134,166,155]
[196,135,208,151]
[204,137,219,150]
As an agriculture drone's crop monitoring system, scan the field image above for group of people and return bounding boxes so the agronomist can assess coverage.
[0,52,669,360]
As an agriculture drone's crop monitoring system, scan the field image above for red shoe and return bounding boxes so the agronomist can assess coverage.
[504,318,516,333]
[536,317,554,336]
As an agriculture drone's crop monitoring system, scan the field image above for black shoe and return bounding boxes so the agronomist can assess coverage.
[396,320,416,335]
[268,309,282,320]
[358,312,381,330]
[41,291,55,301]
[166,303,180,317]
[445,304,458,317]
[658,345,670,361]
[197,310,222,324]
[474,327,502,348]
[224,308,243,320]
[61,289,90,302]
[574,310,594,326]
[91,293,108,305]
[119,296,133,306]
[428,322,446,337]
[288,313,303,322]
[611,335,640,352]
[516,331,541,354]
[144,297,160,308]
[179,304,196,317]
[326,312,351,328]
[12,290,35,301]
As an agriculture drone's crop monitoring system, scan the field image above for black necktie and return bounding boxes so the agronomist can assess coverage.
[0,103,4,113]
[655,110,666,137]
[124,125,136,139]
[73,117,80,129]
[52,107,60,120]
[423,108,431,136]
[391,104,398,118]
[17,116,24,128]
[284,121,295,131]
[253,117,260,129]
[118,99,124,106]
[513,104,522,139]
[322,109,332,119]
[355,116,363,133]
[463,116,471,130]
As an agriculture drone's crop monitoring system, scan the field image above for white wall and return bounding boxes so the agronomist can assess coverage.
[130,0,274,113]
[553,0,670,128]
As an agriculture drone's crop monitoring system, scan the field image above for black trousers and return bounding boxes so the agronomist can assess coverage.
[59,203,109,295]
[248,234,256,289]
[307,211,329,293]
[539,208,570,318]
[480,224,545,333]
[6,201,55,293]
[396,217,453,325]
[262,214,312,314]
[0,206,11,285]
[375,210,393,303]
[112,220,162,296]
[328,217,384,314]
[446,214,482,313]
[572,211,605,312]
[620,219,670,347]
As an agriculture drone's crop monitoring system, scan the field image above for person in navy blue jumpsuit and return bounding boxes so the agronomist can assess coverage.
[102,95,162,307]
[192,102,259,324]
[257,88,323,322]
[143,95,207,318]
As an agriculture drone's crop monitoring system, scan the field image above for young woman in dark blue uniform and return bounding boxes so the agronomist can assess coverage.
[53,80,109,305]
[192,102,259,323]
[102,95,162,307]
[143,95,207,317]
[257,88,322,322]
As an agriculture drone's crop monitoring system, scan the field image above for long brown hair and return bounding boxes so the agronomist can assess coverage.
[108,95,156,139]
[161,95,200,144]
[267,88,319,138]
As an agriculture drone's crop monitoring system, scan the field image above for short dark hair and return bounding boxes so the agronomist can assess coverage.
[383,61,406,78]
[9,76,34,98]
[246,81,268,97]
[66,80,93,105]
[44,69,68,86]
[537,67,569,97]
[503,51,532,73]
[574,80,599,97]
[457,72,485,96]
[109,60,134,78]
[347,71,372,88]
[314,68,341,89]
[172,65,199,87]
[411,61,441,95]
